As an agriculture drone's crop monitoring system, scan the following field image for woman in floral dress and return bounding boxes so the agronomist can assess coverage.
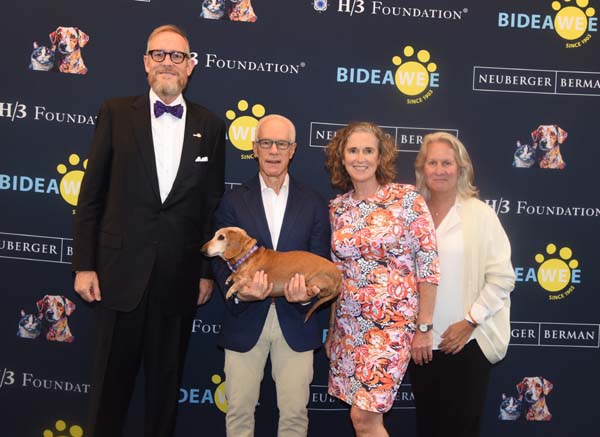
[324,122,439,436]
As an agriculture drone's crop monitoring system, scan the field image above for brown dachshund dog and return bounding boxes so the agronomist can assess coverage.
[201,227,341,321]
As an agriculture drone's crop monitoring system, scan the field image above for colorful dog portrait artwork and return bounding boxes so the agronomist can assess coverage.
[37,294,77,342]
[512,125,568,170]
[498,376,554,421]
[27,26,90,74]
[531,125,568,170]
[199,0,258,21]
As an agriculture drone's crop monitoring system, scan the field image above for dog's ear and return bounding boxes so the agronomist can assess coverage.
[556,126,567,144]
[49,29,59,44]
[223,230,244,260]
[531,127,541,143]
[76,28,90,47]
[63,296,76,316]
[36,295,49,312]
[516,380,525,394]
[542,378,553,395]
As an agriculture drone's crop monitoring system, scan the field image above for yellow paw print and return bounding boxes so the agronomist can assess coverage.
[391,46,437,96]
[43,419,84,437]
[535,243,579,292]
[57,154,87,206]
[212,374,228,413]
[226,100,266,151]
[552,0,595,40]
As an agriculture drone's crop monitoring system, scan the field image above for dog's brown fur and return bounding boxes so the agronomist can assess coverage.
[49,26,89,75]
[201,227,341,321]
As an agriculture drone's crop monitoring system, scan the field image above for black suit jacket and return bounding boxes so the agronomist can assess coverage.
[73,94,225,314]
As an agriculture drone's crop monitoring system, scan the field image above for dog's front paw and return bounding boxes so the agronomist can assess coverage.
[225,274,233,285]
[225,284,238,299]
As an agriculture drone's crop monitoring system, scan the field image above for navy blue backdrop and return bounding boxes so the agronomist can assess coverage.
[1,1,599,436]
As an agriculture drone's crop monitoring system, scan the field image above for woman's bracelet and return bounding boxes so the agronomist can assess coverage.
[466,310,478,327]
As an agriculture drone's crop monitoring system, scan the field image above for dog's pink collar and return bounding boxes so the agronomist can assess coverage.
[227,245,258,272]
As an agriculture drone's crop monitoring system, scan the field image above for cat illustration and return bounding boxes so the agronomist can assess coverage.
[498,393,523,420]
[16,309,43,339]
[512,140,536,168]
[200,0,227,19]
[29,41,55,71]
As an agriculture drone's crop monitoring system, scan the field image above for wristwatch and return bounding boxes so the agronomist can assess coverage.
[417,323,433,333]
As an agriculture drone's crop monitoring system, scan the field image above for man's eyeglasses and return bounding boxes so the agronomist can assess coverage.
[255,139,295,151]
[147,50,189,64]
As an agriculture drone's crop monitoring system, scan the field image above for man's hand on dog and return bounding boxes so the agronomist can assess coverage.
[74,271,101,302]
[236,271,273,301]
[197,279,214,305]
[411,331,433,365]
[283,273,320,303]
[438,320,474,355]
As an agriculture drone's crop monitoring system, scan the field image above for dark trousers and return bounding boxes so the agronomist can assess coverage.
[88,277,194,437]
[409,340,492,437]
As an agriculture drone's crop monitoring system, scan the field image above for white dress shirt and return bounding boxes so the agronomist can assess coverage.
[149,89,186,203]
[432,202,468,349]
[259,173,289,250]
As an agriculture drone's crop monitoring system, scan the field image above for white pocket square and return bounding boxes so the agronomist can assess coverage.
[195,156,209,162]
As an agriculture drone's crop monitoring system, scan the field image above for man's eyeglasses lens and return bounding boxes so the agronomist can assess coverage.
[148,50,188,64]
[257,139,293,150]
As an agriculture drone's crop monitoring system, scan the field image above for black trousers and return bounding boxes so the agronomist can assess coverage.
[409,340,492,437]
[88,276,195,437]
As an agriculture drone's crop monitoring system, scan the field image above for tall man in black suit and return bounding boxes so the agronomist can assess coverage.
[72,24,225,437]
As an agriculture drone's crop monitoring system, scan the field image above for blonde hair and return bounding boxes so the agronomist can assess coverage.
[415,132,478,200]
[325,121,397,191]
[146,24,190,54]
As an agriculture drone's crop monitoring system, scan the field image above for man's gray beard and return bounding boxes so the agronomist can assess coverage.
[149,75,187,98]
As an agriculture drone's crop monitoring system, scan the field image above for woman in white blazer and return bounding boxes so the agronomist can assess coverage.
[409,132,516,437]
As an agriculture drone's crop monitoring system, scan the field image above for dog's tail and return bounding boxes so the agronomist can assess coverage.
[304,287,341,323]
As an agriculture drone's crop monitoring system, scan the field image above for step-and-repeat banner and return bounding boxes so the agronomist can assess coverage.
[1,1,599,436]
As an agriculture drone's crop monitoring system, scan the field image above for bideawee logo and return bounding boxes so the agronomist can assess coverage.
[0,153,86,208]
[498,0,598,48]
[337,45,439,104]
[515,243,581,301]
[224,99,267,159]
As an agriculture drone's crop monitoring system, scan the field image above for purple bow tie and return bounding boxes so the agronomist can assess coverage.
[154,100,184,119]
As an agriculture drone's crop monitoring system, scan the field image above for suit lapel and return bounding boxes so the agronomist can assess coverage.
[243,176,274,249]
[131,95,161,203]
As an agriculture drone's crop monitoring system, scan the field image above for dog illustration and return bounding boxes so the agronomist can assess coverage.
[516,376,553,421]
[49,26,89,74]
[512,141,536,168]
[200,0,227,19]
[201,227,341,321]
[36,295,76,342]
[228,0,258,22]
[28,42,55,71]
[531,125,567,170]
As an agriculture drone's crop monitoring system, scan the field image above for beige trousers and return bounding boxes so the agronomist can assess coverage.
[224,304,314,437]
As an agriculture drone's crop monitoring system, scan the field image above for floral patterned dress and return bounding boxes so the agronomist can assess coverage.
[327,183,439,413]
